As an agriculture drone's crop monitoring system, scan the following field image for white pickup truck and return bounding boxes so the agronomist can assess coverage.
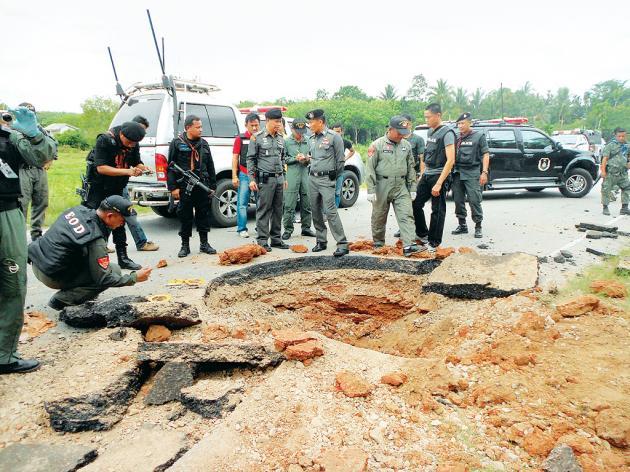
[112,80,364,227]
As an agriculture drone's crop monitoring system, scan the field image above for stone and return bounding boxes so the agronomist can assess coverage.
[349,240,374,251]
[317,447,369,472]
[423,252,538,299]
[59,296,201,330]
[137,341,284,368]
[272,329,318,351]
[586,230,617,239]
[590,280,627,298]
[21,310,56,339]
[542,444,583,472]
[145,324,172,342]
[560,250,574,259]
[616,256,630,275]
[290,244,309,253]
[555,295,600,318]
[434,247,456,260]
[44,329,147,432]
[108,327,127,341]
[180,378,244,418]
[553,254,566,264]
[522,429,555,456]
[0,443,97,472]
[381,372,408,387]
[335,371,373,398]
[145,362,195,406]
[595,408,630,448]
[576,222,617,233]
[555,434,594,454]
[284,340,324,361]
[80,427,188,472]
[477,243,490,249]
[458,246,476,254]
[218,243,267,265]
[157,259,168,268]
[539,256,549,263]
[201,323,230,341]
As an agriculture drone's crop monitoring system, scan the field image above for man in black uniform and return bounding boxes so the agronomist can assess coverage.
[167,115,217,258]
[29,195,152,310]
[84,121,148,270]
[412,103,456,252]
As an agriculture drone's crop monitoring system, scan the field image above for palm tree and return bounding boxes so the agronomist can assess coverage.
[470,88,484,115]
[428,79,453,109]
[379,84,398,101]
[454,87,469,110]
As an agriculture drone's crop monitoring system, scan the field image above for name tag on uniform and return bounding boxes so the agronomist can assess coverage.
[383,149,393,154]
[428,137,437,144]
[461,141,473,146]
[0,158,18,179]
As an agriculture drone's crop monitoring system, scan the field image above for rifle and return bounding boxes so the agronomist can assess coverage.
[169,162,217,199]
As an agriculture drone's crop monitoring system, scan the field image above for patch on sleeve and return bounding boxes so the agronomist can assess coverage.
[367,146,376,158]
[97,256,110,270]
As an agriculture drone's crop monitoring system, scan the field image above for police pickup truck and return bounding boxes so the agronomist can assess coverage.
[414,118,599,198]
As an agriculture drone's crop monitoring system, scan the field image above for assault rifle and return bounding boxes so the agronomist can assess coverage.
[169,162,216,198]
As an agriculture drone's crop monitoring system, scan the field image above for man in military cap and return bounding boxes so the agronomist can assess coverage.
[306,109,349,257]
[366,116,419,257]
[84,121,149,270]
[0,106,56,374]
[282,118,316,240]
[167,115,217,257]
[451,112,489,238]
[247,108,288,251]
[601,127,630,216]
[412,103,456,252]
[17,102,57,242]
[29,195,152,311]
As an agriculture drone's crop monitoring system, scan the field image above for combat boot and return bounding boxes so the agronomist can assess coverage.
[474,224,483,238]
[621,204,630,216]
[116,245,142,270]
[451,224,468,235]
[602,205,611,216]
[178,238,191,258]
[199,232,217,255]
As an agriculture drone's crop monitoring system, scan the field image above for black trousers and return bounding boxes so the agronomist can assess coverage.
[177,186,211,239]
[413,173,448,247]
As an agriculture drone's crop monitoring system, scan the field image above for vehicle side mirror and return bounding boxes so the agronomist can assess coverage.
[544,144,553,153]
[553,142,562,151]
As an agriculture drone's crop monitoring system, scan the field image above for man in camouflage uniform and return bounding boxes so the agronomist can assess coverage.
[366,116,419,257]
[601,127,629,216]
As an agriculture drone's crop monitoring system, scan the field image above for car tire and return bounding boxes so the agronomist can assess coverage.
[526,188,544,192]
[339,170,359,208]
[559,168,593,198]
[151,205,177,218]
[211,178,238,227]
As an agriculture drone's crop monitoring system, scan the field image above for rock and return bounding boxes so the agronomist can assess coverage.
[218,243,267,265]
[555,434,594,454]
[0,443,97,472]
[284,340,324,361]
[349,240,374,251]
[272,329,318,351]
[470,385,516,407]
[458,247,476,254]
[585,247,614,258]
[108,327,127,341]
[145,362,195,406]
[555,295,600,318]
[137,341,284,367]
[522,429,555,456]
[44,329,147,432]
[590,280,627,298]
[290,244,308,253]
[477,243,490,249]
[80,427,188,472]
[542,444,583,472]
[576,222,617,233]
[616,256,630,275]
[201,323,230,341]
[317,447,369,472]
[586,230,617,239]
[145,324,172,342]
[434,247,456,259]
[595,408,630,448]
[21,310,56,339]
[553,254,566,264]
[180,378,244,418]
[157,259,168,268]
[335,371,373,398]
[381,372,408,386]
[59,296,201,330]
[539,256,549,263]
[560,250,574,259]
[423,252,538,299]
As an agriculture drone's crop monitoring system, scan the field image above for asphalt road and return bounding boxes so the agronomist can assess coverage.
[25,181,629,310]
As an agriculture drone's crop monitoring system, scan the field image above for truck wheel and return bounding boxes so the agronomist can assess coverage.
[339,170,360,208]
[151,206,177,218]
[211,178,238,227]
[559,168,593,198]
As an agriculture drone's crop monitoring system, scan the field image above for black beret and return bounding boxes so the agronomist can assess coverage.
[120,121,146,142]
[265,108,283,120]
[456,112,472,123]
[305,109,325,120]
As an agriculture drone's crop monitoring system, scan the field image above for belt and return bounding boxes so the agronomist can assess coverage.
[310,170,335,177]
[0,200,19,212]
[260,171,283,177]
[22,165,39,170]
[376,175,406,180]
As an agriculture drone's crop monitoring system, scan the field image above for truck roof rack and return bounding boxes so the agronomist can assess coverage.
[126,79,220,96]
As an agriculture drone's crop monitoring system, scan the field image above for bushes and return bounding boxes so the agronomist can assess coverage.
[55,130,90,150]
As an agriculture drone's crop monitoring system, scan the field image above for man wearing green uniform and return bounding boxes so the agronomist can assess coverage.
[282,118,316,240]
[29,195,152,310]
[366,116,419,257]
[0,106,56,374]
[306,109,348,257]
[601,127,629,216]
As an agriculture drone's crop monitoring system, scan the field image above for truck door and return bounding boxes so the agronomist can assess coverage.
[519,129,561,178]
[485,128,522,180]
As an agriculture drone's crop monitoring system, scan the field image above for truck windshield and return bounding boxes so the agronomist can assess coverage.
[110,94,164,138]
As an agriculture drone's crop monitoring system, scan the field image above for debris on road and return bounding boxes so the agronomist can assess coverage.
[21,310,56,340]
[157,259,168,268]
[590,280,627,298]
[575,222,618,233]
[290,244,308,253]
[218,243,267,265]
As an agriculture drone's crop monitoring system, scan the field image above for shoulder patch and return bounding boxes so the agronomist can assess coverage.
[97,255,110,270]
[368,145,376,158]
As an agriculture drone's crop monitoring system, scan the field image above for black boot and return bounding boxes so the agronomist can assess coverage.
[621,204,630,216]
[474,224,483,238]
[451,219,468,235]
[116,245,141,270]
[178,238,191,258]
[602,205,611,216]
[199,232,216,255]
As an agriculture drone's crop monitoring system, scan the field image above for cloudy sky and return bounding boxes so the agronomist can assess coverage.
[2,0,629,112]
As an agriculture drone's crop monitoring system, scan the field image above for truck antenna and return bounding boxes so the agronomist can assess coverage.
[107,46,127,103]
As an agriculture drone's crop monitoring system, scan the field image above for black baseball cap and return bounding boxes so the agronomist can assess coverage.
[389,116,411,136]
[100,195,136,217]
[291,118,308,134]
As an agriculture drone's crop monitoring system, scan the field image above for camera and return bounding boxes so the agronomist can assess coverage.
[0,111,13,123]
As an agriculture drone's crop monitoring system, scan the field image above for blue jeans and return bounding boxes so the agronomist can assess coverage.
[122,188,148,249]
[237,171,251,232]
[335,173,344,208]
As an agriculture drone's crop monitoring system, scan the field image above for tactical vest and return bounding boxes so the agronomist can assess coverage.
[28,205,105,277]
[238,133,250,169]
[424,125,455,170]
[456,131,482,168]
[0,128,23,207]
